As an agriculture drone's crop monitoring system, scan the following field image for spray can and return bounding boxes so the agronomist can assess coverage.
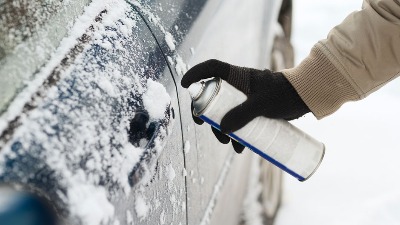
[188,78,325,181]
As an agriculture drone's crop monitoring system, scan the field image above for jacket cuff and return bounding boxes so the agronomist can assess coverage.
[282,43,361,119]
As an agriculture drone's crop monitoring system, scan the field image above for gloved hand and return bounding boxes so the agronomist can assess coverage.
[181,59,310,153]
[190,103,245,153]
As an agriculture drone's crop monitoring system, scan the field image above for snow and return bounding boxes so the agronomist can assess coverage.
[182,201,186,211]
[97,76,117,97]
[175,55,188,76]
[126,210,133,225]
[182,168,187,177]
[167,56,175,66]
[275,1,400,225]
[330,192,400,225]
[165,32,176,51]
[184,140,191,154]
[165,163,176,182]
[143,79,171,120]
[135,195,149,220]
[68,184,115,225]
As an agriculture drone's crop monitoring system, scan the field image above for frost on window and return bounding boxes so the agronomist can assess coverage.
[0,1,173,224]
[0,0,90,116]
[0,0,65,114]
[0,0,61,52]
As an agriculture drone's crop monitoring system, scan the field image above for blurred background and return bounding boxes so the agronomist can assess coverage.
[275,1,400,225]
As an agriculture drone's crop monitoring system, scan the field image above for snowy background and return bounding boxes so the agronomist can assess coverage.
[275,1,400,225]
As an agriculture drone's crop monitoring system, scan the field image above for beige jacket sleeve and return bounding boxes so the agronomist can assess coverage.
[282,0,400,119]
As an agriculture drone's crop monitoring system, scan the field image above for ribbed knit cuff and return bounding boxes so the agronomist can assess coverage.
[282,43,361,119]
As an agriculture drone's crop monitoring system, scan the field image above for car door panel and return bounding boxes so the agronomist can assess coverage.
[131,1,235,224]
[0,1,185,224]
[180,0,273,223]
[174,0,283,224]
[131,0,282,224]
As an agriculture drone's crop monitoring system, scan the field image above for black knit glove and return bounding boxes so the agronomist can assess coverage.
[190,102,245,153]
[181,59,310,153]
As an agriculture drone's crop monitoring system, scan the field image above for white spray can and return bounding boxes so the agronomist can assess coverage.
[188,78,325,181]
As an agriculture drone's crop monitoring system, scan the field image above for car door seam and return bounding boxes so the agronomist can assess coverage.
[126,2,189,225]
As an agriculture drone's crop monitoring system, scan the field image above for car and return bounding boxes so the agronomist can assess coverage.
[0,0,293,224]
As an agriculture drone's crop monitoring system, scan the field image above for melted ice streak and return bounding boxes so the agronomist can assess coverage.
[0,0,172,225]
[200,152,235,225]
[241,155,264,225]
[160,210,166,225]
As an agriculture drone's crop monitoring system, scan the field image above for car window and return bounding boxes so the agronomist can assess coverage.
[0,0,90,115]
[0,1,186,224]
[132,0,207,65]
[147,0,206,43]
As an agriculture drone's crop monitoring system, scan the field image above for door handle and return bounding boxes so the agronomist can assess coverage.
[128,106,171,187]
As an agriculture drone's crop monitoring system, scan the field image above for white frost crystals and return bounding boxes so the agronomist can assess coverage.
[175,55,189,77]
[0,0,172,225]
[69,184,115,225]
[132,1,190,77]
[135,194,150,220]
[165,32,176,51]
[143,79,171,120]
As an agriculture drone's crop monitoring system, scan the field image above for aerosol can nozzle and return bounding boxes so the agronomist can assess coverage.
[188,82,204,100]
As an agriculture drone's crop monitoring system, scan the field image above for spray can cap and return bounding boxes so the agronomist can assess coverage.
[189,78,221,116]
[188,82,204,100]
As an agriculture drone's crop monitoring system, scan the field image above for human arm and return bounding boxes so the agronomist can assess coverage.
[181,0,400,152]
[283,0,400,118]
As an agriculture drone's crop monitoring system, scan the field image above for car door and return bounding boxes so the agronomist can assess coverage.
[0,1,186,225]
[179,0,282,224]
[131,0,282,224]
[129,1,235,224]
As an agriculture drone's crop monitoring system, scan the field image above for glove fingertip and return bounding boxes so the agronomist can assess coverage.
[211,127,231,144]
[193,116,204,125]
[181,59,232,88]
[220,100,256,134]
[232,140,245,154]
[181,75,192,88]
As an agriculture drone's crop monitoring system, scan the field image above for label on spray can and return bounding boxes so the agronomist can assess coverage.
[188,78,325,181]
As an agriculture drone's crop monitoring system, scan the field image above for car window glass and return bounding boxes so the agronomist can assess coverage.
[134,0,206,51]
[0,0,90,115]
